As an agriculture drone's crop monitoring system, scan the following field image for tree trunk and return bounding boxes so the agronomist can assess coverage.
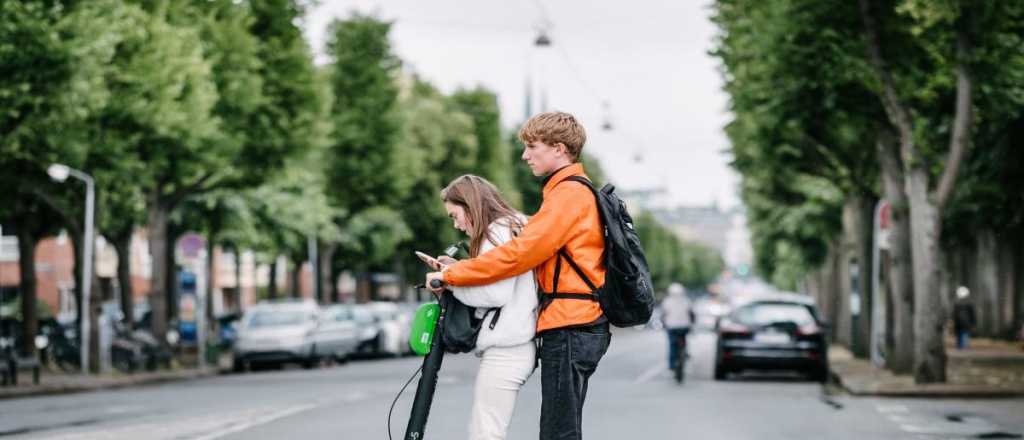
[113,232,134,329]
[836,197,876,356]
[69,230,83,338]
[268,258,278,299]
[15,228,37,357]
[147,198,171,346]
[321,244,337,304]
[877,136,915,373]
[234,245,242,313]
[975,231,1000,337]
[165,223,181,326]
[290,260,301,299]
[998,239,1016,339]
[1015,240,1024,339]
[805,272,822,317]
[837,202,855,350]
[206,235,216,323]
[906,168,946,383]
[821,242,842,342]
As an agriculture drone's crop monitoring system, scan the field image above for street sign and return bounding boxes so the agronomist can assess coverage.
[876,201,891,250]
[177,233,206,261]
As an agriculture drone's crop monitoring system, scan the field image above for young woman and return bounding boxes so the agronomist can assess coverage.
[437,174,537,440]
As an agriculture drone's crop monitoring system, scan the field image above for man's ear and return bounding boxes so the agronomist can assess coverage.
[554,142,568,157]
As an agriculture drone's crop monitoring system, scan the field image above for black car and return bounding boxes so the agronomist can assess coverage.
[714,295,829,382]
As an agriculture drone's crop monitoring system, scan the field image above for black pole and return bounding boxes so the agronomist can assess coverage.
[404,283,448,440]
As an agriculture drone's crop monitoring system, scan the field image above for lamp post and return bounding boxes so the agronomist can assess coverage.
[47,164,94,374]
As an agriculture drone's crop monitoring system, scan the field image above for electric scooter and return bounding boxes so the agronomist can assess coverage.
[403,278,450,440]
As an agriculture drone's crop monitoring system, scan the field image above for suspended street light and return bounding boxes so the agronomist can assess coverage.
[534,30,552,47]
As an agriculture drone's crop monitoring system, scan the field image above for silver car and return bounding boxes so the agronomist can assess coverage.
[310,305,361,363]
[233,300,319,371]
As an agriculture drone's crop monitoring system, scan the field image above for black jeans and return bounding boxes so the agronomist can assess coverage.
[538,322,611,440]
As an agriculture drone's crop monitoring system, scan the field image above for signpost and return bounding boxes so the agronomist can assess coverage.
[176,233,207,368]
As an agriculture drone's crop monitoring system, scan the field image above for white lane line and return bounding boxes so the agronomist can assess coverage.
[634,364,664,384]
[190,403,318,440]
[343,391,370,402]
[875,404,909,414]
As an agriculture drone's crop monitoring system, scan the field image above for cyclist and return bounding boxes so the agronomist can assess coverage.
[660,283,694,371]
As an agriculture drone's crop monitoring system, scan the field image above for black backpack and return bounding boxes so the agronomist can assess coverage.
[440,294,500,354]
[550,176,655,327]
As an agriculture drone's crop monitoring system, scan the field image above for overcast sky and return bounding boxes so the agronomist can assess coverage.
[303,0,739,209]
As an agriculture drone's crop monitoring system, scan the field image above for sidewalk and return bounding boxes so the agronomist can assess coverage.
[0,367,219,400]
[830,338,1024,397]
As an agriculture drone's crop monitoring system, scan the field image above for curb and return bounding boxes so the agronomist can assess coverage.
[830,362,1024,398]
[0,368,220,400]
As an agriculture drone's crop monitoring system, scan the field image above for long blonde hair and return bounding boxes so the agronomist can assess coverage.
[441,175,525,257]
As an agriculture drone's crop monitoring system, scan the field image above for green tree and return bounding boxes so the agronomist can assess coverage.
[391,78,477,289]
[450,88,518,199]
[323,14,410,300]
[857,0,1024,382]
[0,0,131,359]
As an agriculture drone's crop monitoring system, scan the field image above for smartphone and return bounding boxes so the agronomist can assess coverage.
[415,251,441,270]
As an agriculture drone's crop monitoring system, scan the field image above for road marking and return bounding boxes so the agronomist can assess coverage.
[634,364,664,384]
[191,403,318,440]
[875,404,909,414]
[344,391,369,402]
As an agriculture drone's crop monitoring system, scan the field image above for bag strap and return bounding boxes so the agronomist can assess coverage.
[541,248,598,306]
[558,249,598,292]
[487,307,501,330]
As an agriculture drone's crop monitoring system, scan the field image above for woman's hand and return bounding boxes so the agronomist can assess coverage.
[436,255,457,267]
[425,272,446,292]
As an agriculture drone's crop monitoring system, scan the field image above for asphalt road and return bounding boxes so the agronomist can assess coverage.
[2,328,1022,439]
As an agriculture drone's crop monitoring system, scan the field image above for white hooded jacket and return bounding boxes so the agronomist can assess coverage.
[451,215,538,354]
[661,285,692,329]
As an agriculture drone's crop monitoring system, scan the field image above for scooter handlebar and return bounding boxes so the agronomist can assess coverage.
[429,279,445,289]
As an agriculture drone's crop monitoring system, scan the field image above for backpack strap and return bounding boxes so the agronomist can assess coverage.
[558,249,598,293]
[540,248,599,305]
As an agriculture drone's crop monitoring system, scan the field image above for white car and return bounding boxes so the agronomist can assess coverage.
[366,302,410,356]
[233,300,320,371]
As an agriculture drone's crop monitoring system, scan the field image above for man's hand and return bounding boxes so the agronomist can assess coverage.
[425,271,446,292]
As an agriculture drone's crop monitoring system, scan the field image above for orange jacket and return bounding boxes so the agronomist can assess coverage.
[443,163,605,333]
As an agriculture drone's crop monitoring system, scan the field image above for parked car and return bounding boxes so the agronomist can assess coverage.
[310,305,360,363]
[367,302,411,356]
[714,294,829,382]
[233,300,319,371]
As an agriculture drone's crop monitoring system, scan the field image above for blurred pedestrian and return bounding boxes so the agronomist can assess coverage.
[953,286,976,350]
[660,283,694,370]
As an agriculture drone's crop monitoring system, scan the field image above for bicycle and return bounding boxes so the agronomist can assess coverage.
[669,328,689,384]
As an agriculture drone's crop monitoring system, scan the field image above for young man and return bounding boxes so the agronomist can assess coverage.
[426,111,609,440]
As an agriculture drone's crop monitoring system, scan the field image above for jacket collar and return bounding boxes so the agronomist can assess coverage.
[542,163,586,198]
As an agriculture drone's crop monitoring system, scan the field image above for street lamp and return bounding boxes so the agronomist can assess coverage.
[48,163,94,375]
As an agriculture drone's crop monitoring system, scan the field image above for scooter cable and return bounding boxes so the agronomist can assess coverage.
[387,362,424,440]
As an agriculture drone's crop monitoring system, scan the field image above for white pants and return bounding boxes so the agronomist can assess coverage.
[469,342,536,440]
